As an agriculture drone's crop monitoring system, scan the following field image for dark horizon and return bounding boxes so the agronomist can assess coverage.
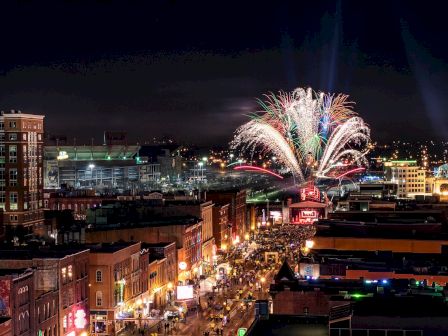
[1,1,447,146]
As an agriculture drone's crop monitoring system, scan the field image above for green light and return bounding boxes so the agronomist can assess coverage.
[238,328,247,336]
[107,155,111,160]
[416,281,420,285]
[352,293,362,299]
[390,160,417,164]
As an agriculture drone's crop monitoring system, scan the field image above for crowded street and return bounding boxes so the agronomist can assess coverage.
[119,224,316,336]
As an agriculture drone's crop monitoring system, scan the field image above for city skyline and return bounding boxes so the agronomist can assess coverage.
[0,1,448,145]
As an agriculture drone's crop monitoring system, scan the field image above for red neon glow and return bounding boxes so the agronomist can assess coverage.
[74,309,87,329]
[335,167,365,180]
[234,165,284,179]
[300,182,321,202]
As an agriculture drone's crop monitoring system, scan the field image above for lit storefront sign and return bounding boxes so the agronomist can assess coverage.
[57,151,69,160]
[178,262,187,270]
[297,209,319,224]
[300,184,321,202]
[74,309,87,329]
[176,285,194,300]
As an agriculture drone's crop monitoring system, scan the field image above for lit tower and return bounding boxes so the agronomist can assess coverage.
[0,110,45,232]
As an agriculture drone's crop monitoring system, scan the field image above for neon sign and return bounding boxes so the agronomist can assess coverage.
[74,308,87,329]
[300,183,321,202]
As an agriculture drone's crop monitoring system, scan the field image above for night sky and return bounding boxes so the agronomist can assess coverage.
[0,1,447,145]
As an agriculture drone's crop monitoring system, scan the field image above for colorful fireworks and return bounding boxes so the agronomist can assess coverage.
[231,87,370,183]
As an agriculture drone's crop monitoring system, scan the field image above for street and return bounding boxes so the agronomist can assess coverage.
[120,224,315,336]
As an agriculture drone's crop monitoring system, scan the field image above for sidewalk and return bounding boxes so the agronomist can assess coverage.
[116,317,162,336]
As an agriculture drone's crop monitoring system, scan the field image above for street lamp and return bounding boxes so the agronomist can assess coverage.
[260,276,266,298]
[167,282,173,305]
[305,240,315,249]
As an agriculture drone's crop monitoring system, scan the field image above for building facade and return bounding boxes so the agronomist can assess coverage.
[0,247,89,336]
[0,270,34,336]
[0,111,44,230]
[89,242,143,335]
[385,160,426,198]
[86,218,202,285]
[141,242,177,289]
[206,189,247,241]
[161,201,215,276]
[212,203,231,252]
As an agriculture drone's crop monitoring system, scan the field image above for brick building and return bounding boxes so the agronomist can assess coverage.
[0,269,34,336]
[86,217,202,284]
[0,111,45,230]
[88,242,143,335]
[0,246,90,336]
[147,254,168,309]
[35,289,59,336]
[141,242,177,290]
[44,189,114,220]
[160,200,215,275]
[212,203,231,251]
[205,189,247,241]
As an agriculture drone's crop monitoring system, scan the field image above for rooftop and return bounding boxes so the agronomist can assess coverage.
[141,242,175,248]
[303,249,448,275]
[88,242,139,253]
[87,215,201,231]
[0,245,89,260]
[316,219,448,240]
[248,315,328,336]
[0,268,31,277]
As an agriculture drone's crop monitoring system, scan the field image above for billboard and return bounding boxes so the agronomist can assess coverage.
[176,285,194,300]
[44,160,59,189]
[0,279,11,317]
[300,184,321,202]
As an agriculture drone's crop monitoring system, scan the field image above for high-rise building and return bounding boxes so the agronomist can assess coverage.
[0,110,45,230]
[384,160,426,198]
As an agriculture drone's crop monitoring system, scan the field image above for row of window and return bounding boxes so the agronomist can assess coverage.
[37,300,56,323]
[0,120,42,130]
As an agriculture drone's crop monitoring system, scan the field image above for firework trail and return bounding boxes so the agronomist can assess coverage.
[232,87,370,183]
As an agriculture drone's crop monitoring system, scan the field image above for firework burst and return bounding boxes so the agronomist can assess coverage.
[232,87,370,183]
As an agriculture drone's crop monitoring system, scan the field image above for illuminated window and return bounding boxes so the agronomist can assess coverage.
[63,315,67,332]
[96,270,102,282]
[9,121,16,128]
[9,169,17,186]
[68,265,73,281]
[62,267,67,282]
[96,291,103,306]
[9,192,17,210]
[8,145,17,163]
[8,133,17,141]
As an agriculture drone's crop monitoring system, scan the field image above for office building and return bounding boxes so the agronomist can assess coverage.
[385,160,426,198]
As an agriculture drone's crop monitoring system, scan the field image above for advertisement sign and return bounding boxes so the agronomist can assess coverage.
[300,183,321,202]
[176,285,194,300]
[44,160,59,189]
[0,280,11,317]
[298,209,319,224]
